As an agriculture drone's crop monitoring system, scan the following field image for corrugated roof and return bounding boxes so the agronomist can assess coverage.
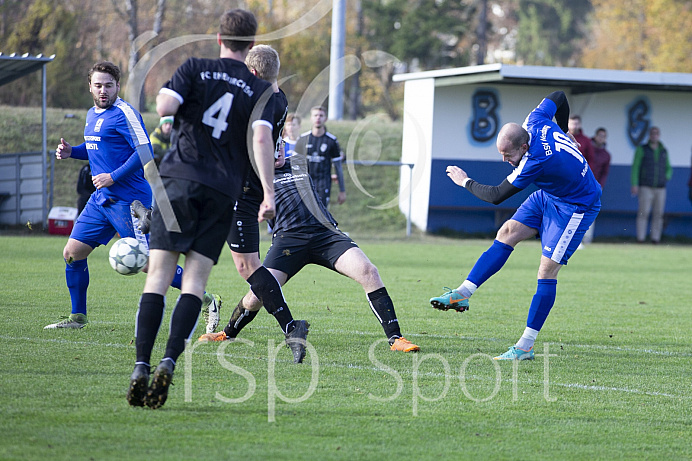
[0,53,55,87]
[392,64,692,94]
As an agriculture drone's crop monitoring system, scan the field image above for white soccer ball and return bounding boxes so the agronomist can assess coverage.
[108,237,148,276]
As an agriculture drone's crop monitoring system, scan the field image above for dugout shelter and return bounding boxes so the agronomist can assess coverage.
[0,53,55,227]
[394,64,692,240]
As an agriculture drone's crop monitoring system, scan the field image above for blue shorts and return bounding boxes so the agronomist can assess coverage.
[511,190,600,265]
[70,196,148,250]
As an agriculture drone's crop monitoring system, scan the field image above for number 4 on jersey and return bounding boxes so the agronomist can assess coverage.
[202,93,234,139]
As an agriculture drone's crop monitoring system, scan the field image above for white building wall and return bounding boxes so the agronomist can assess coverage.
[399,78,435,231]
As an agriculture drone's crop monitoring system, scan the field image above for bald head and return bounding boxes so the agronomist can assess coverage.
[497,123,529,167]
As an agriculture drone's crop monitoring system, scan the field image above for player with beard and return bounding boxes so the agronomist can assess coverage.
[45,61,219,330]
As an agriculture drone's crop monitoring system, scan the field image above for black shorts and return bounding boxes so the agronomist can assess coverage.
[227,191,262,254]
[150,177,235,264]
[263,228,358,280]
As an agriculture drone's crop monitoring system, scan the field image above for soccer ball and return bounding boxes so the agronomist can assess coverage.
[108,237,148,275]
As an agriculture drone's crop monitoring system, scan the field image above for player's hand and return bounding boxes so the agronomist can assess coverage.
[337,191,346,204]
[258,197,276,223]
[631,186,639,197]
[55,138,72,159]
[446,165,468,186]
[92,173,114,189]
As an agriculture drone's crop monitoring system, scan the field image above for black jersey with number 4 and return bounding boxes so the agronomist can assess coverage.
[158,57,274,200]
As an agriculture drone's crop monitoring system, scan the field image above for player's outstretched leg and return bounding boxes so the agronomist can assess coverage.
[126,363,150,407]
[367,287,420,352]
[284,320,310,363]
[429,287,470,313]
[431,240,514,312]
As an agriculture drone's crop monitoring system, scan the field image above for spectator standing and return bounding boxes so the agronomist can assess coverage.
[150,116,173,166]
[631,126,672,244]
[582,127,611,243]
[568,115,595,164]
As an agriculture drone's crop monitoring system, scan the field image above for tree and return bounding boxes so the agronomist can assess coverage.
[0,0,94,107]
[514,0,592,66]
[580,0,692,72]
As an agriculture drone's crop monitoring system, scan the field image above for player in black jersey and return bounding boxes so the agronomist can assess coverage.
[127,9,277,409]
[198,44,309,364]
[300,106,346,208]
[202,145,420,353]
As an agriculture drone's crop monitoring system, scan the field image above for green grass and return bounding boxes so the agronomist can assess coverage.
[1,236,690,460]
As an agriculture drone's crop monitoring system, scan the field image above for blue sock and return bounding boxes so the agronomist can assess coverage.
[526,279,557,331]
[66,259,89,315]
[467,240,514,287]
[170,265,183,290]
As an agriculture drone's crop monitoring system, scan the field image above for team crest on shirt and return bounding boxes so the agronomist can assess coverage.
[94,118,104,133]
[320,143,327,152]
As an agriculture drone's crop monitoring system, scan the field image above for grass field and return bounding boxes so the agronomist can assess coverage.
[1,235,690,460]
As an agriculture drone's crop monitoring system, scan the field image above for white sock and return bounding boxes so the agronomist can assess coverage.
[456,280,477,298]
[515,327,539,351]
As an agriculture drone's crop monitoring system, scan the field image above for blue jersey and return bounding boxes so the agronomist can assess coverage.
[508,97,601,210]
[73,98,153,207]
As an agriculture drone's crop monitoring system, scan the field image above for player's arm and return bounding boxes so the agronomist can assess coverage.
[446,165,521,205]
[545,91,570,133]
[156,92,181,117]
[253,123,276,222]
[56,138,88,160]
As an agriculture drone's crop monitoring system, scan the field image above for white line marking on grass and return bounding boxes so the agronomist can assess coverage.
[3,335,689,400]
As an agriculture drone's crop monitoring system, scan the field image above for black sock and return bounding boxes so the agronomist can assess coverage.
[163,293,202,364]
[223,300,259,338]
[367,287,402,344]
[135,293,166,365]
[247,266,295,334]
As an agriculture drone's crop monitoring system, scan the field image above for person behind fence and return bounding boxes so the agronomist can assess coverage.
[150,116,173,166]
[429,90,602,361]
[582,127,612,244]
[631,126,671,244]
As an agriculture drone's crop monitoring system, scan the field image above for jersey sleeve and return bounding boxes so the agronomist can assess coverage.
[506,155,544,189]
[110,109,153,183]
[71,143,89,160]
[160,58,196,104]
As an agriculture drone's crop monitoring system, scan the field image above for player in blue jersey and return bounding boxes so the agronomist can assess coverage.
[44,61,220,330]
[127,9,278,409]
[430,91,602,361]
